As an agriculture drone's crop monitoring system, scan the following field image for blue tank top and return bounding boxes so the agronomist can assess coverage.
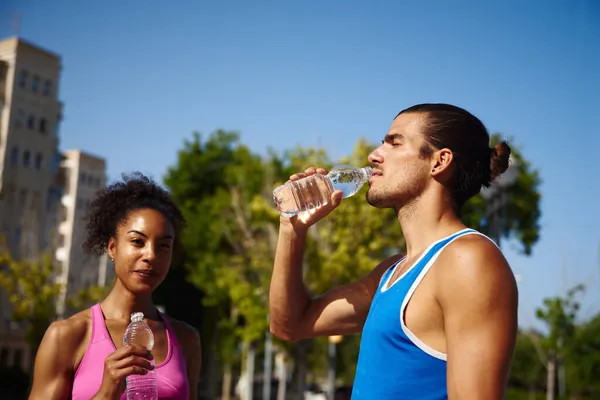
[352,228,482,400]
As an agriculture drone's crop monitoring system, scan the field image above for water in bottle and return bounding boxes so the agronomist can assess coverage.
[123,312,158,400]
[273,164,372,218]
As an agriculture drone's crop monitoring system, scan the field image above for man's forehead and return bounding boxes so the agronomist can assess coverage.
[388,113,423,139]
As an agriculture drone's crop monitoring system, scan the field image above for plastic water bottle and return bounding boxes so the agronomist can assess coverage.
[273,165,372,218]
[123,312,158,400]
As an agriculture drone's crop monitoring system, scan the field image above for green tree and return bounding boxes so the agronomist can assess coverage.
[461,133,542,255]
[534,284,585,400]
[66,280,113,311]
[164,130,288,398]
[0,246,61,370]
[164,131,543,398]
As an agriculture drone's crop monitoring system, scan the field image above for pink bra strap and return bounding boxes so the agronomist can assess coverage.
[90,304,109,343]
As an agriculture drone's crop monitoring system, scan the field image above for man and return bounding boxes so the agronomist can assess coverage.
[269,103,518,399]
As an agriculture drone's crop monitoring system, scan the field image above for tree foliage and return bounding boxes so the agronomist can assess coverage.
[164,129,544,394]
[0,248,61,354]
[461,134,542,255]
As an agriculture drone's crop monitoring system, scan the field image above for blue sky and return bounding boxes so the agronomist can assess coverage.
[3,0,599,329]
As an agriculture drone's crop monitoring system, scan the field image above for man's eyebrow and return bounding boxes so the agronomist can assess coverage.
[383,133,404,142]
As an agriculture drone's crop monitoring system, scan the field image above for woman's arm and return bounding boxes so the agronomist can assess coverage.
[28,319,87,400]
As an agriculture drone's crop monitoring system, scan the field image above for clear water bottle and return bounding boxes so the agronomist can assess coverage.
[273,165,372,218]
[123,312,158,400]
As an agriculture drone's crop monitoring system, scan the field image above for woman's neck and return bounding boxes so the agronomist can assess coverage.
[100,280,159,321]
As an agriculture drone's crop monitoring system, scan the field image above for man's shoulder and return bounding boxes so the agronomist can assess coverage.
[436,232,516,299]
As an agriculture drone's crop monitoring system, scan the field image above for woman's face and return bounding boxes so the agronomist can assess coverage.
[108,208,175,294]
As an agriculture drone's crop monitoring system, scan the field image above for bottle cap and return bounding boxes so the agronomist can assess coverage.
[130,312,144,322]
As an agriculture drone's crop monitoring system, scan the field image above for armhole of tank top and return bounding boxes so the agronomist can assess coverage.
[72,305,98,380]
[398,230,479,362]
[157,312,175,368]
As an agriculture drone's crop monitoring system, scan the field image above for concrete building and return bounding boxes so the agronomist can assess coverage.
[0,36,64,371]
[55,149,111,317]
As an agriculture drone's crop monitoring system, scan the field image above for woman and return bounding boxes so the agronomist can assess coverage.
[29,172,201,400]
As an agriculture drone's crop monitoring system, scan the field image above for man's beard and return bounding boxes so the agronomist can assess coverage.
[366,180,425,210]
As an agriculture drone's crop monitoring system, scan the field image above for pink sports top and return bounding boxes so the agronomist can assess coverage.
[71,303,189,400]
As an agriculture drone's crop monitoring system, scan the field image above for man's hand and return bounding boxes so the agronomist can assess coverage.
[279,167,343,233]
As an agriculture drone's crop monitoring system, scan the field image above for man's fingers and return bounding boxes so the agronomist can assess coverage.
[330,190,343,208]
[289,173,306,181]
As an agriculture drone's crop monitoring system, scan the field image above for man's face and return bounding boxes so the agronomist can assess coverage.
[366,112,432,209]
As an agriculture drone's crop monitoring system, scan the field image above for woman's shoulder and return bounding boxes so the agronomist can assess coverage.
[44,309,92,353]
[46,309,92,342]
[162,314,200,347]
[37,308,93,369]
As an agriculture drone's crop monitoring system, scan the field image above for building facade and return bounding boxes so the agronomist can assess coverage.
[0,37,109,372]
[55,149,111,317]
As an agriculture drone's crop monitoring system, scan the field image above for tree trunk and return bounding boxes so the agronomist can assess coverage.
[221,362,232,400]
[199,307,220,399]
[263,331,273,400]
[275,352,287,400]
[245,342,256,400]
[290,339,311,400]
[546,356,556,400]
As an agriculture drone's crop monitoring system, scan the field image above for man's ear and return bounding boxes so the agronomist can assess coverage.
[430,148,454,177]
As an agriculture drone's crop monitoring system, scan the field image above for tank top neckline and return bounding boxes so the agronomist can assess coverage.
[95,303,174,369]
[382,227,474,292]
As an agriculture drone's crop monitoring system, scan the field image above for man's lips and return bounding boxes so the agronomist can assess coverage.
[370,169,383,182]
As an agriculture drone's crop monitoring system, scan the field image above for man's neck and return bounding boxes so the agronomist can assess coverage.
[101,281,159,321]
[397,191,466,259]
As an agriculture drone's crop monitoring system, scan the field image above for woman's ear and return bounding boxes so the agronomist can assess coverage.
[107,237,116,263]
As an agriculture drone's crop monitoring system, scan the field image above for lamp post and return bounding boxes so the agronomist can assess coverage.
[327,335,343,400]
[480,155,519,248]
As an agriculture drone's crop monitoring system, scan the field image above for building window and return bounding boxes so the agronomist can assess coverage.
[35,153,43,170]
[14,109,25,129]
[39,118,47,134]
[80,172,86,184]
[19,189,28,205]
[18,70,28,88]
[27,115,35,130]
[88,175,94,186]
[10,147,19,165]
[32,75,40,93]
[43,80,52,96]
[14,227,21,247]
[23,150,31,167]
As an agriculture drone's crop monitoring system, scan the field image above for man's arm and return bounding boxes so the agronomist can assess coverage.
[437,235,518,400]
[28,320,87,400]
[269,222,399,341]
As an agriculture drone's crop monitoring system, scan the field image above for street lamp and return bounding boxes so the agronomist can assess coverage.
[480,155,519,248]
[327,335,343,400]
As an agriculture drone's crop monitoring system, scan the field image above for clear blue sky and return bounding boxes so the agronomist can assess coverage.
[3,0,599,329]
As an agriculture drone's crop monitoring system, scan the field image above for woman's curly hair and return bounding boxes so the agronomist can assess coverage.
[83,172,186,257]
